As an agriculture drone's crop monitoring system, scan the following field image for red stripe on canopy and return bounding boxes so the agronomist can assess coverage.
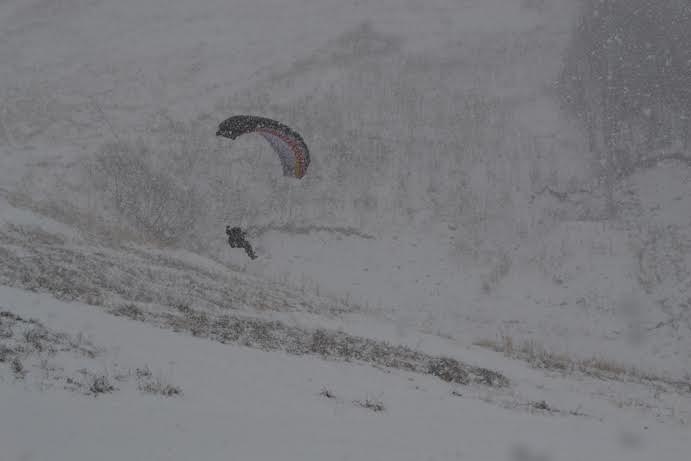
[256,128,308,178]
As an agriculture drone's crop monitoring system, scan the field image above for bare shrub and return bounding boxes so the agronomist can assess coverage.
[138,376,182,397]
[23,325,60,353]
[186,310,209,337]
[529,400,553,412]
[0,345,15,362]
[428,357,470,385]
[135,366,153,380]
[354,396,385,413]
[135,365,181,397]
[88,374,116,395]
[0,319,12,339]
[91,142,201,245]
[320,386,336,399]
[11,357,25,378]
[112,303,146,321]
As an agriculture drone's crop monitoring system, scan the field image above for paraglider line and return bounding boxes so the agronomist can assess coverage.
[90,95,123,145]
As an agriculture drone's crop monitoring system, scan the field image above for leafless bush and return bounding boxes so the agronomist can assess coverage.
[354,396,385,413]
[0,345,14,362]
[11,357,25,378]
[319,386,336,399]
[427,357,470,385]
[112,303,146,321]
[91,142,201,245]
[139,377,182,397]
[139,378,182,397]
[134,365,181,396]
[23,325,65,354]
[529,400,553,412]
[135,366,153,380]
[0,317,13,339]
[88,374,116,395]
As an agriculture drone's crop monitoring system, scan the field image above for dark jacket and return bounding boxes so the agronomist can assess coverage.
[226,226,245,247]
[225,226,257,259]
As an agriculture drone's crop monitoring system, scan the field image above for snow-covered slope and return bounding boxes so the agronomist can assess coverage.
[1,199,690,460]
[3,285,689,461]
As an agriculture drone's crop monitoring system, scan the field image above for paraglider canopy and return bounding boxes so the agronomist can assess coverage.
[217,115,311,179]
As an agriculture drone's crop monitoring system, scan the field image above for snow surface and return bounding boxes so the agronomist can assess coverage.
[2,285,689,461]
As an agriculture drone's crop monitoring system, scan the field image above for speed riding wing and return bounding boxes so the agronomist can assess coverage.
[216,115,311,179]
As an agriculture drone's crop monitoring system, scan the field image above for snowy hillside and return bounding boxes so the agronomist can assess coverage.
[1,201,690,461]
[1,0,691,459]
[2,283,689,461]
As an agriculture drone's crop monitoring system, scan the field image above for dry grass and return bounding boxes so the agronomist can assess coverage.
[88,374,116,395]
[0,225,357,319]
[354,396,386,413]
[319,386,336,400]
[111,301,509,389]
[475,333,691,394]
[1,309,105,391]
[137,367,182,397]
[0,224,509,389]
[1,308,184,397]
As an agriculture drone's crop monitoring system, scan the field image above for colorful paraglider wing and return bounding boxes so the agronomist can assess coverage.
[216,115,310,179]
[256,129,308,178]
